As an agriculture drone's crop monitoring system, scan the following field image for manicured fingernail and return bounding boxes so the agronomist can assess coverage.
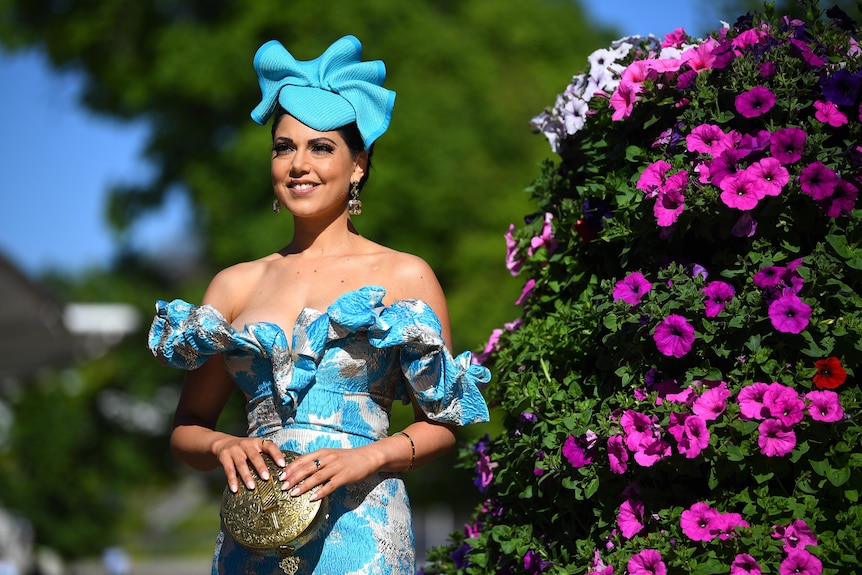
[290,486,301,497]
[309,491,319,502]
[260,470,270,481]
[247,480,256,490]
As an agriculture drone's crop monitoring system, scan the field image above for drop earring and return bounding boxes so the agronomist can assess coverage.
[348,181,362,215]
[272,198,281,214]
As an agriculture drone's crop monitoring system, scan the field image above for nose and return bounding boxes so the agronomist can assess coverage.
[289,148,310,176]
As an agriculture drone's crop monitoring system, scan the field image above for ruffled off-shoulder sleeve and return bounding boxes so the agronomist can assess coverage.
[303,287,491,426]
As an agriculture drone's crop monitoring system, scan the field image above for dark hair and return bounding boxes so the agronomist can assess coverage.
[270,105,373,191]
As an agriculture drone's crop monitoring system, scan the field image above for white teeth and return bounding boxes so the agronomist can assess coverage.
[292,183,315,190]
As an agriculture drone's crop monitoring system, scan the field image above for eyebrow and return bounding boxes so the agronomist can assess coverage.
[273,136,339,146]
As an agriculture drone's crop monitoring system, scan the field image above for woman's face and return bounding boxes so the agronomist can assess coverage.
[271,114,366,219]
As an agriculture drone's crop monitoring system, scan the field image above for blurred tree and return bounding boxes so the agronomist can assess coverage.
[0,0,618,560]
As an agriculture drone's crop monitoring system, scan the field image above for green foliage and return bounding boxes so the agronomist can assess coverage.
[424,2,862,574]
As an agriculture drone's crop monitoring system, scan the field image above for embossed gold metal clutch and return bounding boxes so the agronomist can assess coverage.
[221,450,328,558]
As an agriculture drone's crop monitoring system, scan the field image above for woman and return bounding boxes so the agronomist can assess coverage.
[148,35,491,574]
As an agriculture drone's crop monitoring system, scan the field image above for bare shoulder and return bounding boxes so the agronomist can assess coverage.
[200,258,270,320]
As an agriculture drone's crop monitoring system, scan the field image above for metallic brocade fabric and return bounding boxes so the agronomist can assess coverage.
[148,286,490,575]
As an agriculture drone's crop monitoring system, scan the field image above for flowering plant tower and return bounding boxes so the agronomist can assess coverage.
[423,2,861,574]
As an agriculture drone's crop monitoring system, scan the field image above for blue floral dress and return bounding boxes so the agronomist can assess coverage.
[148,286,491,575]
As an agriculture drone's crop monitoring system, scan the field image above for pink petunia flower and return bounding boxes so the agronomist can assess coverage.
[693,383,731,420]
[769,127,806,164]
[613,272,652,305]
[720,170,764,210]
[735,85,776,118]
[632,434,672,467]
[621,410,657,451]
[813,100,848,127]
[505,224,523,276]
[562,433,595,468]
[687,124,733,155]
[653,314,696,358]
[637,160,673,197]
[779,549,822,575]
[709,148,746,186]
[731,212,758,237]
[515,279,536,306]
[731,554,762,575]
[804,390,844,422]
[715,512,749,540]
[474,328,503,365]
[673,413,710,458]
[768,294,812,334]
[679,38,719,72]
[680,502,721,541]
[528,212,558,257]
[773,519,818,552]
[753,265,784,288]
[748,157,789,196]
[702,281,735,317]
[610,80,641,120]
[738,382,772,420]
[800,161,839,200]
[757,418,796,457]
[627,549,666,575]
[617,499,645,539]
[654,185,686,226]
[607,434,629,474]
[763,383,804,426]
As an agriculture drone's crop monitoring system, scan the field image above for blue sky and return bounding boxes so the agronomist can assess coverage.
[0,0,718,277]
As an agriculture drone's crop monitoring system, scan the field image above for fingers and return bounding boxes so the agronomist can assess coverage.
[222,437,285,493]
[281,452,334,500]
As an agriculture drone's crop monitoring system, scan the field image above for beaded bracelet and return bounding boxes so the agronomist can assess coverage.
[395,431,415,471]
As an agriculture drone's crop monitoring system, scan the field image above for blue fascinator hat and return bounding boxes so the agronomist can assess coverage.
[251,35,396,150]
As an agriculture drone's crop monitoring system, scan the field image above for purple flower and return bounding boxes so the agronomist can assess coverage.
[627,549,666,575]
[618,499,645,539]
[607,435,628,474]
[813,100,848,127]
[680,502,721,541]
[768,294,812,334]
[693,383,731,420]
[613,272,653,305]
[821,68,861,106]
[820,179,858,217]
[524,549,552,574]
[758,61,776,78]
[800,162,839,200]
[687,124,733,156]
[668,413,710,458]
[805,390,844,422]
[731,212,758,237]
[757,418,796,457]
[731,554,761,575]
[770,127,806,164]
[702,281,735,317]
[753,265,784,288]
[562,433,595,468]
[505,224,523,276]
[515,278,536,305]
[779,549,822,575]
[735,85,776,117]
[528,212,558,257]
[621,410,657,451]
[653,314,696,358]
[774,519,818,552]
[748,157,789,196]
[450,543,472,569]
[474,328,503,365]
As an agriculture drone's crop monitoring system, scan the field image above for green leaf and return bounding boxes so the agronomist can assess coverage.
[826,466,851,487]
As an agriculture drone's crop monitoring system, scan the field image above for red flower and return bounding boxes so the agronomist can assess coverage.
[813,357,847,389]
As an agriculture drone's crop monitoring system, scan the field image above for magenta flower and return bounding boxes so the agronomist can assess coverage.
[715,512,750,540]
[637,160,673,197]
[654,185,686,226]
[720,170,764,210]
[515,278,536,306]
[800,162,839,200]
[474,328,503,365]
[779,549,822,575]
[703,281,735,317]
[731,212,758,237]
[523,549,552,575]
[748,157,789,196]
[693,384,731,420]
[505,224,523,276]
[757,418,796,457]
[562,433,595,468]
[474,451,498,492]
[669,413,710,458]
[774,519,818,552]
[731,554,762,575]
[753,265,784,288]
[653,314,696,358]
[621,410,657,451]
[627,549,666,575]
[769,127,806,164]
[528,212,558,257]
[613,272,653,305]
[710,148,746,186]
[607,434,629,474]
[738,382,771,419]
[687,124,733,155]
[768,294,812,334]
[820,179,858,217]
[813,100,848,127]
[735,85,776,117]
[680,502,721,541]
[617,498,645,539]
[805,390,844,422]
[632,434,672,467]
[763,383,804,426]
[611,80,641,120]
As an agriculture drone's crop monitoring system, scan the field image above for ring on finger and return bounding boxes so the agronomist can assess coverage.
[313,458,321,471]
[261,439,273,450]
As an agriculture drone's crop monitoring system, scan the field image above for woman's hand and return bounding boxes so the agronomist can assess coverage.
[214,435,287,493]
[278,446,383,501]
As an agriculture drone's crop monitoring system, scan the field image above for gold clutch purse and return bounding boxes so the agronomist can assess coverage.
[221,450,328,559]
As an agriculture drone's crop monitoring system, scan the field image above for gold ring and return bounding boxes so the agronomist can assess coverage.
[313,458,321,471]
[261,439,273,450]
